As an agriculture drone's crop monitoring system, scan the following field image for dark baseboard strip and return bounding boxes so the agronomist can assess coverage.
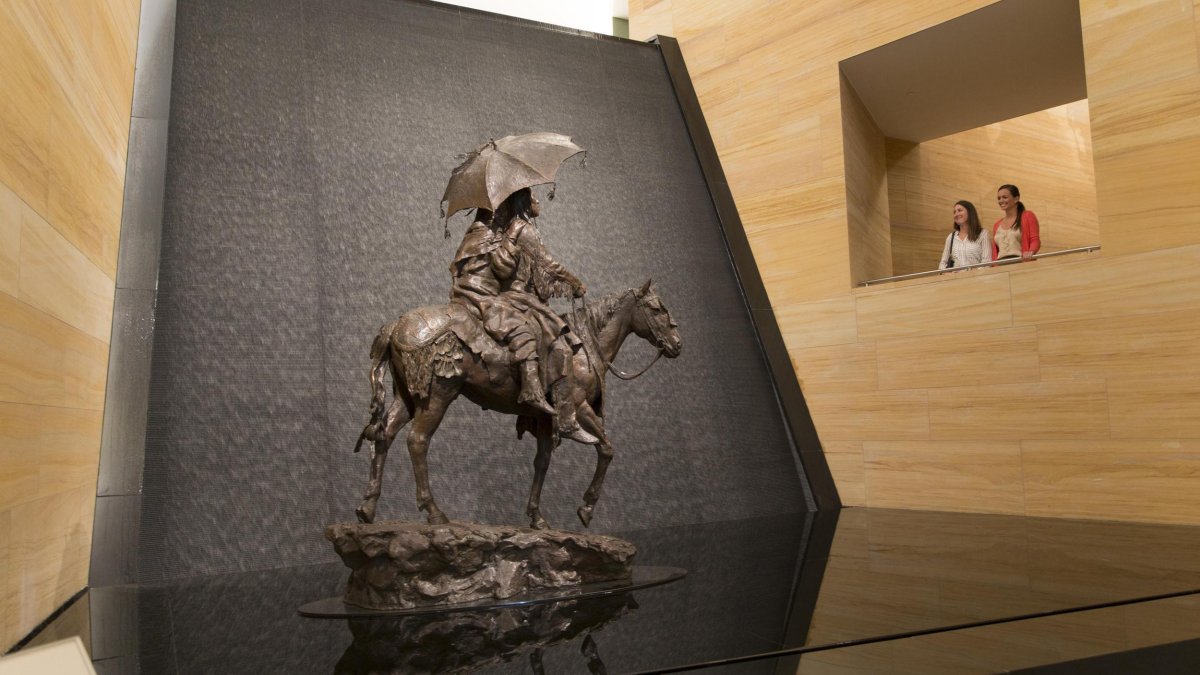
[652,35,840,510]
[779,509,841,652]
[1014,637,1200,674]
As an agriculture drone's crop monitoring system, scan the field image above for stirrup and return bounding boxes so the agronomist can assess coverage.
[559,422,599,445]
[520,392,554,415]
[516,386,552,413]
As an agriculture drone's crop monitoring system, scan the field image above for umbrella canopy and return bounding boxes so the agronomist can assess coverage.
[441,132,585,218]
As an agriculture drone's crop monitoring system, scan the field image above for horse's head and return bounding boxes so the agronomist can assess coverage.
[632,279,682,358]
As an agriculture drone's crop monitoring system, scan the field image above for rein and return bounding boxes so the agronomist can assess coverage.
[607,348,663,380]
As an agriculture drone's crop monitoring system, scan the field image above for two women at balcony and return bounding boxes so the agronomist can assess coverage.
[940,184,1042,271]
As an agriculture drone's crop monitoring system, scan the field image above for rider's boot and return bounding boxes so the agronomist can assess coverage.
[553,375,599,445]
[518,360,555,416]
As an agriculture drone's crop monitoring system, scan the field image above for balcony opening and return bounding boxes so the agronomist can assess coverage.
[839,0,1097,286]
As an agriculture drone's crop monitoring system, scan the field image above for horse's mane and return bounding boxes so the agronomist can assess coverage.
[580,288,634,335]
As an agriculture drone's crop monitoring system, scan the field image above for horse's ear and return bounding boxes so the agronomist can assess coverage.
[639,278,653,296]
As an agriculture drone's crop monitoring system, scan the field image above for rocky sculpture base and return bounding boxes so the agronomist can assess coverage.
[326,521,637,610]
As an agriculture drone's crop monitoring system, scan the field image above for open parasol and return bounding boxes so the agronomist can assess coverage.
[440,132,585,232]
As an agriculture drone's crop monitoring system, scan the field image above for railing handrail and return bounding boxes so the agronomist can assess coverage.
[858,245,1102,287]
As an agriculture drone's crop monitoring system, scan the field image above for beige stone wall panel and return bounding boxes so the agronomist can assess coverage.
[863,441,1026,515]
[805,389,930,442]
[875,326,1040,391]
[0,0,138,649]
[1023,440,1200,523]
[856,272,1013,341]
[928,379,1110,441]
[775,296,859,351]
[821,441,867,506]
[790,342,878,393]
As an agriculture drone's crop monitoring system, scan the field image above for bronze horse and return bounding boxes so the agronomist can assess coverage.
[354,280,681,529]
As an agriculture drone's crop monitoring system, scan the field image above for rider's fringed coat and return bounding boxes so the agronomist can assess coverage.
[450,216,583,374]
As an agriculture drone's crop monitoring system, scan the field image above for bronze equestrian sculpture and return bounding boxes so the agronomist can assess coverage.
[353,134,682,530]
[320,134,688,613]
[354,277,680,529]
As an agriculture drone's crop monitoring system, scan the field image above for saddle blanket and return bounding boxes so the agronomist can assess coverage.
[394,303,508,367]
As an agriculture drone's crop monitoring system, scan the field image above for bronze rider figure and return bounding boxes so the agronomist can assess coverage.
[449,188,597,444]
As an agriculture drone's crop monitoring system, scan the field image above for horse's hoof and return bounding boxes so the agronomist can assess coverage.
[427,513,450,525]
[356,504,375,524]
[577,505,594,528]
[530,516,549,530]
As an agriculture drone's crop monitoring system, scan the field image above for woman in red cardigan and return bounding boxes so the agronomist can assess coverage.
[992,184,1040,261]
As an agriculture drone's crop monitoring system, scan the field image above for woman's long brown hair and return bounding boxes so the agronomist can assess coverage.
[955,200,983,241]
[998,184,1025,231]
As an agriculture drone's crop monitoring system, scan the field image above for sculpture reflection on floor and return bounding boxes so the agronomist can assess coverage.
[325,134,684,612]
[333,594,636,674]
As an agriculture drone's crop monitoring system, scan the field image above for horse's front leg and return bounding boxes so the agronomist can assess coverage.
[357,398,411,523]
[576,403,611,528]
[526,422,554,529]
[530,648,546,675]
[407,378,457,525]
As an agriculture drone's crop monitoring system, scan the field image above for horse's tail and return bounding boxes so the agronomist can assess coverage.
[354,323,396,453]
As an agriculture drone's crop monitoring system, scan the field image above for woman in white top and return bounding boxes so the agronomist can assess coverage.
[939,200,991,270]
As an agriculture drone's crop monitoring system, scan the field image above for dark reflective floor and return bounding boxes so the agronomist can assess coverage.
[700,594,1200,674]
[25,508,1200,673]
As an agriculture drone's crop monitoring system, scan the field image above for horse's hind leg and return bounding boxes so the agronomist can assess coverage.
[581,634,606,675]
[408,378,458,525]
[356,398,412,523]
[576,404,611,528]
[526,422,555,529]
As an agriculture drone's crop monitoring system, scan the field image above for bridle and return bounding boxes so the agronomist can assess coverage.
[578,290,670,381]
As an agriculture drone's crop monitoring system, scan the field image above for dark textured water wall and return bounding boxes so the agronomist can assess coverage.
[140,0,811,581]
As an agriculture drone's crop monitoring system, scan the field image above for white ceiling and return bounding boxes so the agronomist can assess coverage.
[840,0,1087,142]
[430,0,621,34]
